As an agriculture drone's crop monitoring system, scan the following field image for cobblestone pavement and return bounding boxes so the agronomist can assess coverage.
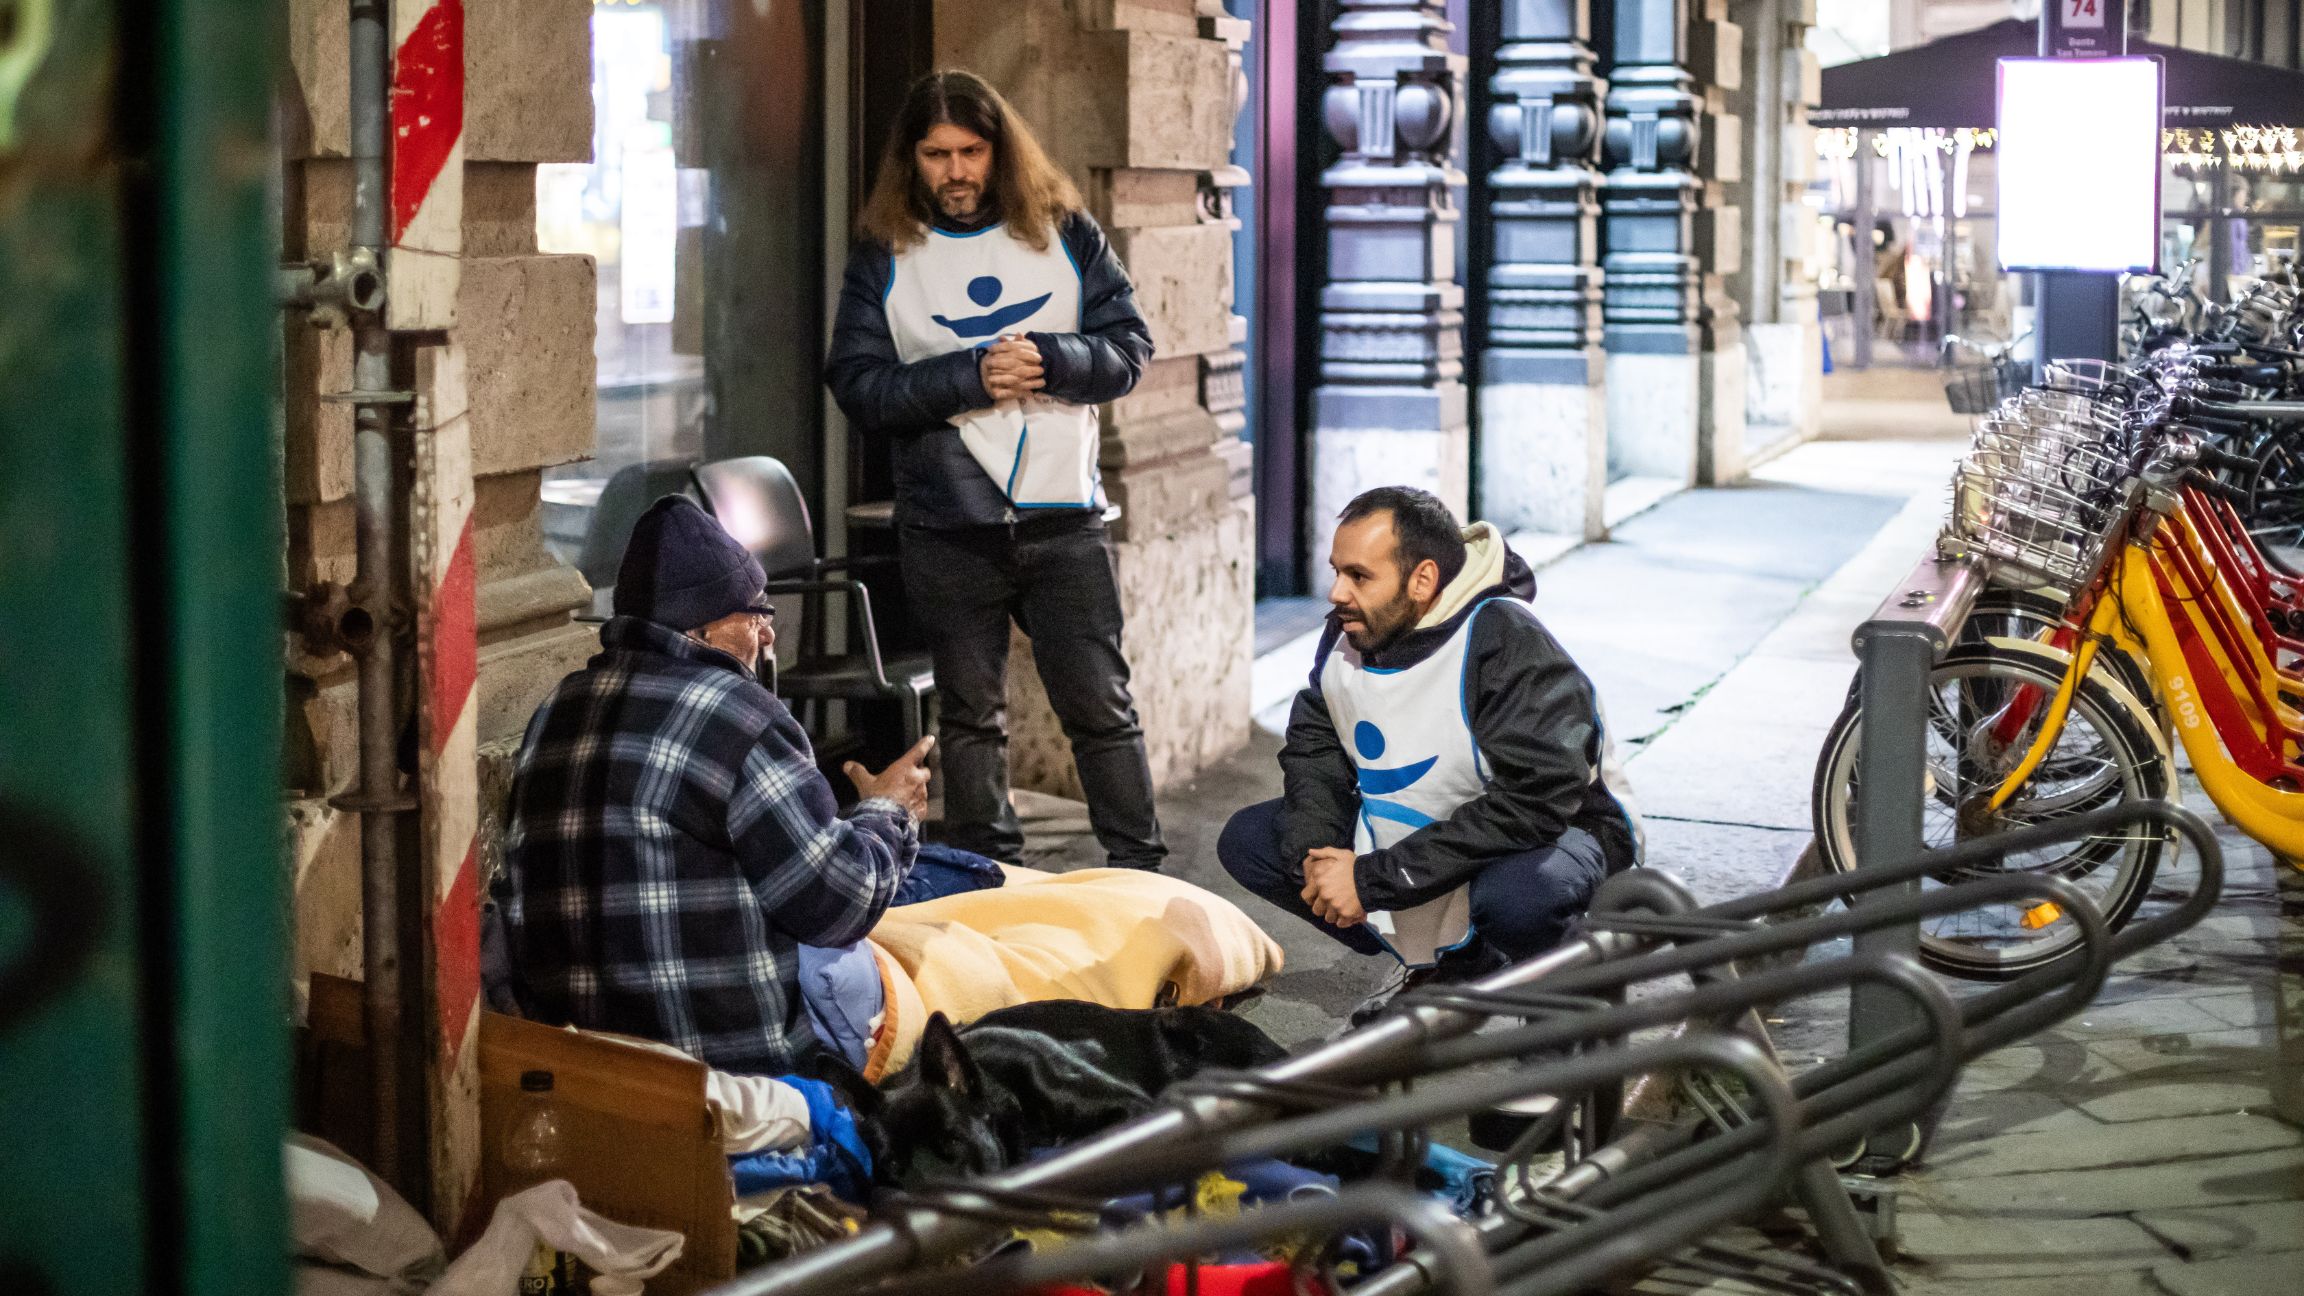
[1017,370,2303,1289]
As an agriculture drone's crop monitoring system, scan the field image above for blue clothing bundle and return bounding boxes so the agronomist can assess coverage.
[1338,1135,1496,1217]
[893,843,1006,907]
[728,1076,875,1203]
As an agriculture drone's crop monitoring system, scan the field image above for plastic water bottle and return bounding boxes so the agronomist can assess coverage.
[502,1069,584,1294]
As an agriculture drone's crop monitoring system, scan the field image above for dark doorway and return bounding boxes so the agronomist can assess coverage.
[1253,0,1323,596]
[698,0,830,517]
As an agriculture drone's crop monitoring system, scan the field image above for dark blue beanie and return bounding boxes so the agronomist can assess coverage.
[613,495,769,630]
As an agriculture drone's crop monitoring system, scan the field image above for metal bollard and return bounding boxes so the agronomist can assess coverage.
[1845,552,1982,1172]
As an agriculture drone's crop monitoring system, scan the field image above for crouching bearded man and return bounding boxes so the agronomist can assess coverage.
[1218,486,1644,1027]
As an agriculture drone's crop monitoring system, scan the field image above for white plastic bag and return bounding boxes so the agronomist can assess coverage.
[285,1134,444,1283]
[430,1181,684,1296]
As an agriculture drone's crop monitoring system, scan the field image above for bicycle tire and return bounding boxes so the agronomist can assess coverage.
[1956,587,2162,725]
[2244,426,2304,552]
[1810,638,2170,982]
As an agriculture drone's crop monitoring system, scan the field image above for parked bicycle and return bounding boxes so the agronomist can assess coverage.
[1815,328,2304,980]
[2120,256,2207,355]
[1939,331,2032,416]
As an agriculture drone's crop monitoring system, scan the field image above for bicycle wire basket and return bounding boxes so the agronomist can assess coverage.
[1944,357,2031,415]
[1947,414,2132,591]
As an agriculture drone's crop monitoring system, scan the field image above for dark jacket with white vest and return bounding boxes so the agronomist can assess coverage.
[825,208,1152,529]
[1282,525,1643,913]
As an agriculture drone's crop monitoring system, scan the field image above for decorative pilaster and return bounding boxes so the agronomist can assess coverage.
[1202,3,1256,506]
[1734,0,1823,459]
[1477,0,1609,537]
[1310,0,1471,531]
[1601,0,1704,483]
[1689,0,1746,483]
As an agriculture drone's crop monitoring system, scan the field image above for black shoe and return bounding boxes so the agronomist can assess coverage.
[1330,963,1435,1039]
[1467,1097,1564,1154]
[1427,939,1510,986]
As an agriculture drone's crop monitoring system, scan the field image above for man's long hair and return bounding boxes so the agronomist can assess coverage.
[857,70,1080,253]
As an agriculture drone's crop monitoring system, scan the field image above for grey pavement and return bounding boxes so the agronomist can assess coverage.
[1015,366,2304,1290]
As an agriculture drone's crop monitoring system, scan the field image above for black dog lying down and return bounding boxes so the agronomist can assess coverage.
[814,999,1289,1187]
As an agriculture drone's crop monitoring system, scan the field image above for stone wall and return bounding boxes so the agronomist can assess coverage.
[281,0,598,991]
[940,0,1256,803]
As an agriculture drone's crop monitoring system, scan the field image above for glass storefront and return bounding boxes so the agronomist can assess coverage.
[2160,127,2304,304]
[1813,127,2027,366]
[1813,124,2304,368]
[538,2,707,587]
[534,0,832,600]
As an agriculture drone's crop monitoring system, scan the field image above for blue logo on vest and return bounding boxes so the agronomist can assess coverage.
[934,274,1052,341]
[1353,721,1436,830]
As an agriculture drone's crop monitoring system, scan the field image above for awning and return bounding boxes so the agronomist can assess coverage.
[1813,18,2304,130]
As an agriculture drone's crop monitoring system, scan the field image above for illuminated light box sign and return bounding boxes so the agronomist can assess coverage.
[1996,56,2164,273]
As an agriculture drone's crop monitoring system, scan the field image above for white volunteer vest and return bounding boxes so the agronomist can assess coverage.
[1318,602,1497,967]
[885,223,1104,509]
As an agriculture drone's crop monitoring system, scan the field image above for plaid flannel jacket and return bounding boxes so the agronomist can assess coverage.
[501,616,916,1074]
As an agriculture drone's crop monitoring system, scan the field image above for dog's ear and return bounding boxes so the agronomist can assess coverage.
[805,1047,886,1118]
[919,1012,983,1100]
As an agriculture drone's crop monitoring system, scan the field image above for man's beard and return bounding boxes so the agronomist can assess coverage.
[936,182,982,217]
[1340,588,1419,655]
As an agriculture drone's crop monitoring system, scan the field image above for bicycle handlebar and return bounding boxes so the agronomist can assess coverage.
[2194,442,2258,475]
[2186,469,2251,505]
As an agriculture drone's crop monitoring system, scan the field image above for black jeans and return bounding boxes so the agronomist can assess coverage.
[899,514,1166,869]
[1216,798,1608,962]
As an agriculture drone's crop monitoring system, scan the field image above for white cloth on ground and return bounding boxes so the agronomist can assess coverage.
[284,1133,444,1283]
[429,1180,683,1296]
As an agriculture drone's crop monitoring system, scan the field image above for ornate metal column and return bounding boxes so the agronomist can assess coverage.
[1599,0,1705,482]
[1310,0,1472,532]
[1476,0,1609,537]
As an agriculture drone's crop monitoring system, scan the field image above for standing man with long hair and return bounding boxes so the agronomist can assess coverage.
[826,70,1166,871]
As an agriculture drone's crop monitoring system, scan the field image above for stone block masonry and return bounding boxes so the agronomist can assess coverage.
[1008,501,1257,798]
[283,0,593,163]
[459,255,597,478]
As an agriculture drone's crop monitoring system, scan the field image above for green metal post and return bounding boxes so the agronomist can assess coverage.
[0,0,287,1292]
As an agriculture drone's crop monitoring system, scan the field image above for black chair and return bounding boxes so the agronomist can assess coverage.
[691,456,934,746]
[575,458,707,616]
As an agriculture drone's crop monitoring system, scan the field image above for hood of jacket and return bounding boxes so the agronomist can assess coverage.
[1332,522,1536,673]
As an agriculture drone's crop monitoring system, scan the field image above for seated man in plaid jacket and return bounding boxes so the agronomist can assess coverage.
[501,495,933,1074]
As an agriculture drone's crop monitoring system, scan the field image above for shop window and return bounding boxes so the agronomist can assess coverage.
[538,1,707,595]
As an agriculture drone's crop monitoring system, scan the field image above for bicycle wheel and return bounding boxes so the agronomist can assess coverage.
[1811,638,2170,981]
[2242,427,2304,551]
[1955,588,2162,725]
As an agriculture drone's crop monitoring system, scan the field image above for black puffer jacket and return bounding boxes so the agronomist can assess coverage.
[825,209,1153,529]
[1281,531,1642,913]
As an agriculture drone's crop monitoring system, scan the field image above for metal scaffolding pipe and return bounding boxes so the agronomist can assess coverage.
[344,0,415,1196]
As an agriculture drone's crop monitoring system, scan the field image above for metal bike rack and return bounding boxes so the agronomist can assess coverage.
[706,801,2223,1296]
[1844,551,1983,1172]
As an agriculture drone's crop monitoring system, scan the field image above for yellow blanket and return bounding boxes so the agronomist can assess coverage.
[859,866,1284,1081]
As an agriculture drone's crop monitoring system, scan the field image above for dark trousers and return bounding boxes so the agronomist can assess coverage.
[1216,798,1607,962]
[899,515,1165,869]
